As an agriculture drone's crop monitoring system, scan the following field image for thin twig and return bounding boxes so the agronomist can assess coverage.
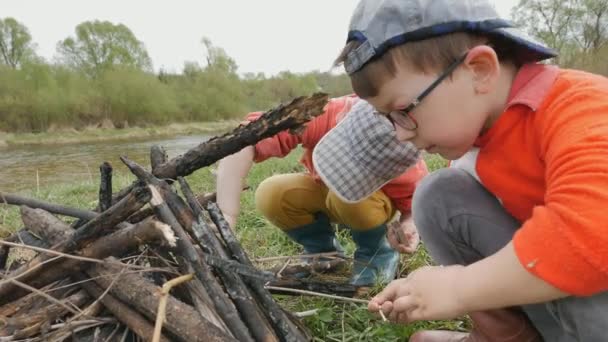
[152,273,194,342]
[254,252,343,263]
[0,240,161,286]
[341,303,346,342]
[102,323,122,342]
[0,275,82,315]
[264,286,369,304]
[379,310,388,322]
[293,309,319,318]
[45,267,177,294]
[276,258,291,279]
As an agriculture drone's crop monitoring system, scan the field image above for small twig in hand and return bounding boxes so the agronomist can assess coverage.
[379,310,388,322]
[152,273,194,342]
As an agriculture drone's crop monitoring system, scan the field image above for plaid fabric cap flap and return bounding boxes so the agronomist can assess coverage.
[313,100,421,203]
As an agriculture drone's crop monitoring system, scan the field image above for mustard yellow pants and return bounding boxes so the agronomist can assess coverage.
[255,173,395,231]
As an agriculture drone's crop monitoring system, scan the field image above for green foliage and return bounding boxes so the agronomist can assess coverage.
[95,66,179,125]
[1,25,354,133]
[57,20,152,77]
[512,0,608,70]
[0,17,37,69]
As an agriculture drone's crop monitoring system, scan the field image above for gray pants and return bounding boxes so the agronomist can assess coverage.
[412,168,608,342]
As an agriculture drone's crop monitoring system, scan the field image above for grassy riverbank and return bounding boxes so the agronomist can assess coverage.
[0,152,466,340]
[0,120,240,148]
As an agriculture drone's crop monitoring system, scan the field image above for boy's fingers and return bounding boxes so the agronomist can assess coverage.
[392,295,418,315]
[368,300,381,312]
[372,282,399,303]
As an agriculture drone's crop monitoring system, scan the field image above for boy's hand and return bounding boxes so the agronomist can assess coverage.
[387,215,419,254]
[368,265,468,323]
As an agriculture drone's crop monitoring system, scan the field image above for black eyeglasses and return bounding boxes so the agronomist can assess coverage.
[382,52,469,131]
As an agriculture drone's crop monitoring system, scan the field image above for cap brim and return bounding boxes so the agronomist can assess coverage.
[490,27,558,61]
[313,113,392,203]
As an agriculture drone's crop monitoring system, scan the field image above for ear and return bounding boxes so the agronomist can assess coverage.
[462,45,500,94]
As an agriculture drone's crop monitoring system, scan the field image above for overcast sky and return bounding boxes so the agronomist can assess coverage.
[3,0,519,75]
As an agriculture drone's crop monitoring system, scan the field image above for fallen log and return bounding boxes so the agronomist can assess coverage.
[153,93,329,180]
[88,259,236,342]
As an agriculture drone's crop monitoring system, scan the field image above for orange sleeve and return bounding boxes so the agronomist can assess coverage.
[246,97,351,163]
[245,111,303,163]
[513,80,608,295]
[381,159,429,215]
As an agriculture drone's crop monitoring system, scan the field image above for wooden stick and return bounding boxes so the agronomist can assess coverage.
[20,206,73,245]
[153,93,329,179]
[264,286,369,304]
[99,162,113,212]
[0,192,96,220]
[152,273,193,342]
[254,252,342,263]
[266,278,358,298]
[204,200,310,342]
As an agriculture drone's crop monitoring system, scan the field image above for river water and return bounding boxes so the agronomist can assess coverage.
[0,134,213,193]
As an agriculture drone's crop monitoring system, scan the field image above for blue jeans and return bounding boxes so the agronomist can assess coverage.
[412,168,608,342]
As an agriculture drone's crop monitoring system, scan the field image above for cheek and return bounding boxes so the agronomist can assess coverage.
[417,90,485,147]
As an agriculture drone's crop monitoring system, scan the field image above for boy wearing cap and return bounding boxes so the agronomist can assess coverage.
[216,95,426,286]
[316,0,608,340]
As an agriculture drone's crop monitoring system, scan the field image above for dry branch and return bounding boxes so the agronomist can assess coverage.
[153,93,328,179]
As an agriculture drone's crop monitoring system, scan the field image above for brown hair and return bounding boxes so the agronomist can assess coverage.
[335,32,517,98]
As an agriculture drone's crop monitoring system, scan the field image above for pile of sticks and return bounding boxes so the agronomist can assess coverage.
[0,93,343,342]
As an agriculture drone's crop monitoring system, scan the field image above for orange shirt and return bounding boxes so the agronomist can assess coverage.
[453,64,608,296]
[246,95,428,215]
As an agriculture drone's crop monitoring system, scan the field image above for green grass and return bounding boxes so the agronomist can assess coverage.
[0,151,468,340]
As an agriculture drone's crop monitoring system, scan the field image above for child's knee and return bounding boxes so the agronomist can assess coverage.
[413,168,475,229]
[255,176,285,218]
[326,191,392,229]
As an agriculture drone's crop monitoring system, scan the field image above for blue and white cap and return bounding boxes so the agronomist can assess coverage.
[344,0,557,74]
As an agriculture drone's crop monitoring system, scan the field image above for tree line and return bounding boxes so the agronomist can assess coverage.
[0,19,352,132]
[2,0,607,132]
